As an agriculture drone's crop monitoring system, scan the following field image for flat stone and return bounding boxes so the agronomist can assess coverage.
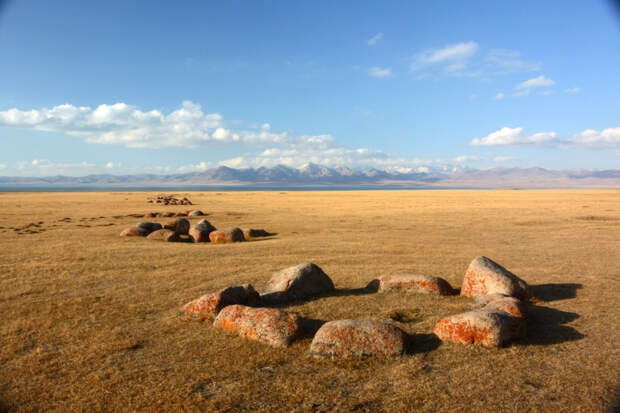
[135,222,163,234]
[433,309,525,347]
[146,229,181,242]
[461,256,529,300]
[213,305,302,348]
[261,263,335,304]
[179,284,260,319]
[470,293,528,318]
[309,319,408,359]
[209,228,245,244]
[120,226,149,237]
[378,274,453,295]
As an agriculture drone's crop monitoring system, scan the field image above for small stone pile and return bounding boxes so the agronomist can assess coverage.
[177,256,531,359]
[121,216,271,244]
[148,194,193,205]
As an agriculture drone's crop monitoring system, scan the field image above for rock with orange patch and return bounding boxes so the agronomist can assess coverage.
[189,219,216,243]
[209,228,245,244]
[378,274,453,295]
[144,212,160,218]
[174,211,189,217]
[179,284,260,319]
[461,256,529,300]
[163,218,190,235]
[470,293,528,318]
[433,309,525,347]
[213,305,302,348]
[241,228,270,239]
[309,319,408,359]
[146,229,181,242]
[161,212,175,218]
[261,262,335,304]
[188,210,205,217]
[120,226,149,237]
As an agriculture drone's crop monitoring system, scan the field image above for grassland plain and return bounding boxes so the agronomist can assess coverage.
[0,190,619,412]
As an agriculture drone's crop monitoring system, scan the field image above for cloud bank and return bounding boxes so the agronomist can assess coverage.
[471,126,620,148]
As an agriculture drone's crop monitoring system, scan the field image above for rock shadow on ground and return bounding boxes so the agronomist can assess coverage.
[530,283,582,302]
[516,305,584,346]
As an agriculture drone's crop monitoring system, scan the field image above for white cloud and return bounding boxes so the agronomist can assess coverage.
[494,92,505,100]
[472,126,620,149]
[471,127,558,146]
[0,101,326,149]
[484,49,541,73]
[106,161,115,169]
[412,42,479,70]
[564,87,580,94]
[571,127,620,149]
[368,67,393,78]
[367,32,384,46]
[0,163,6,169]
[516,75,555,90]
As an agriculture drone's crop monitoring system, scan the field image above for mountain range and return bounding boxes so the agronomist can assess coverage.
[1,164,619,188]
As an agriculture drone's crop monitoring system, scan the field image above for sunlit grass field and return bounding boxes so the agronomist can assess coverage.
[1,190,618,412]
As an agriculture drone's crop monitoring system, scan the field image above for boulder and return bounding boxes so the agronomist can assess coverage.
[163,218,190,235]
[189,219,216,243]
[179,284,260,319]
[309,319,408,359]
[174,211,189,217]
[213,305,302,348]
[261,263,335,304]
[120,226,149,237]
[146,229,181,242]
[241,228,270,239]
[470,293,528,318]
[209,228,245,244]
[433,309,525,347]
[461,256,529,300]
[144,212,160,218]
[162,212,175,217]
[377,274,453,295]
[188,210,205,217]
[135,222,163,234]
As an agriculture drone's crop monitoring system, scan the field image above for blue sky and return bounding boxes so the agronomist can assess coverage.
[0,0,619,176]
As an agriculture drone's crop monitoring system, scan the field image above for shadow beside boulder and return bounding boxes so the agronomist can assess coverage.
[516,305,584,346]
[406,333,441,355]
[530,283,583,302]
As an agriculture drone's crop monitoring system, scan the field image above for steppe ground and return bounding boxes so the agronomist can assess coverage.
[0,190,619,413]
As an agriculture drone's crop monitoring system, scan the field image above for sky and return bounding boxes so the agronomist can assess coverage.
[0,0,619,176]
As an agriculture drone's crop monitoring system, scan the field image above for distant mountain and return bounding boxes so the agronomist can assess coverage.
[0,164,619,188]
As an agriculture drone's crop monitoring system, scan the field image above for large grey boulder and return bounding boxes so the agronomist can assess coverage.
[261,263,335,304]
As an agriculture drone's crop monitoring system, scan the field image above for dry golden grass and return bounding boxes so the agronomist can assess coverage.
[0,190,619,412]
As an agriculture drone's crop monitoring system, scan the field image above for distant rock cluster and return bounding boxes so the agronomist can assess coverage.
[120,210,272,244]
[147,194,193,205]
[177,257,531,359]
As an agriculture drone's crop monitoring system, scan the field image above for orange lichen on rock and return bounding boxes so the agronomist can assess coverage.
[179,284,260,319]
[213,305,302,348]
[120,226,149,237]
[470,293,528,318]
[189,219,216,243]
[146,229,181,242]
[433,309,525,347]
[378,274,453,295]
[461,256,529,300]
[209,228,245,244]
[310,319,408,359]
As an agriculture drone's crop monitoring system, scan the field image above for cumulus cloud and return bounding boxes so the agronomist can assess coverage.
[484,49,541,73]
[516,75,555,90]
[493,156,517,162]
[564,87,580,94]
[367,32,384,46]
[368,66,393,78]
[571,127,620,149]
[472,126,620,149]
[0,101,324,149]
[411,41,479,71]
[106,161,115,169]
[471,127,558,146]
